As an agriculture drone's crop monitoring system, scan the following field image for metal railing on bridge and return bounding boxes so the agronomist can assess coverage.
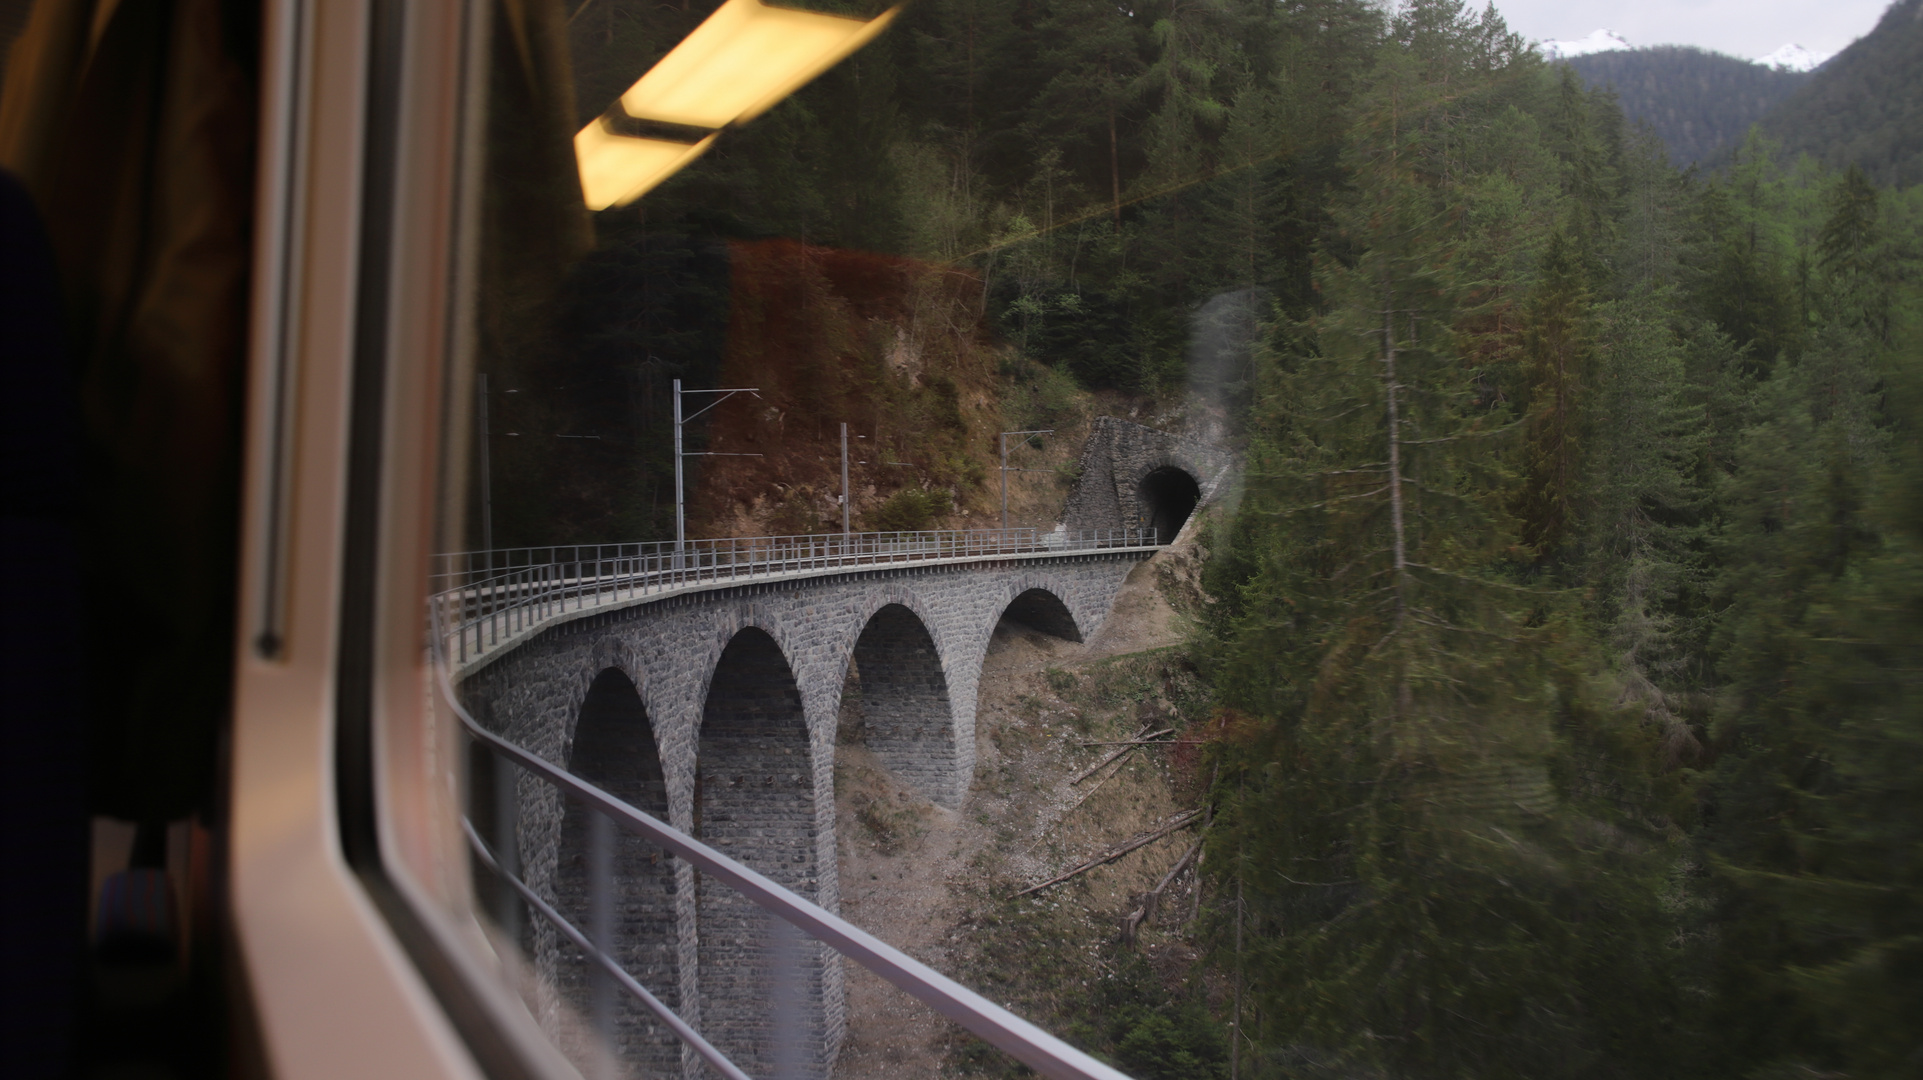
[430,527,1156,664]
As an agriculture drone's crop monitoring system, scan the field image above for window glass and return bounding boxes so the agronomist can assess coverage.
[430,0,1257,1072]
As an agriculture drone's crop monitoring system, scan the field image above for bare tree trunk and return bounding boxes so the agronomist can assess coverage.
[1384,282,1409,628]
[1108,81,1122,230]
[1231,869,1244,1080]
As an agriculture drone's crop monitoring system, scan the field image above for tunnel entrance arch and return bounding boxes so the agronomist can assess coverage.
[695,628,824,1074]
[843,604,957,808]
[1137,466,1200,544]
[555,667,678,1072]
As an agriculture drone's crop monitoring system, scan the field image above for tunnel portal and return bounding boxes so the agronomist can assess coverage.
[1137,466,1200,544]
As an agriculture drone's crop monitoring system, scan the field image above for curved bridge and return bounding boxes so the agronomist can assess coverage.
[446,528,1158,1078]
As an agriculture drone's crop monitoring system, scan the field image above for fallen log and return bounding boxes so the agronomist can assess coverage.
[1011,808,1204,899]
[1121,832,1206,944]
[1069,728,1172,785]
[1061,758,1127,816]
[1077,736,1203,748]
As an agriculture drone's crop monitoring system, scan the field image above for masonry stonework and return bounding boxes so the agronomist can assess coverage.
[1061,416,1235,542]
[554,669,680,1074]
[456,553,1144,1078]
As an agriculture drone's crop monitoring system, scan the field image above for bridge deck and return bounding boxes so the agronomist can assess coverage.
[432,528,1157,676]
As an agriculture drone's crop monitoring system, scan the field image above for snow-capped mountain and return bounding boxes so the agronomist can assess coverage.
[1540,29,1631,61]
[1545,31,1830,73]
[1757,43,1827,71]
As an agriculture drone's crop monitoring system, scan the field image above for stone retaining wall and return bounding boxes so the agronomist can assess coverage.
[1061,416,1235,541]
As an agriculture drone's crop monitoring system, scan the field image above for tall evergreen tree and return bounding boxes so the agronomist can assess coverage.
[1513,231,1593,560]
[1815,165,1893,341]
[1207,8,1689,1077]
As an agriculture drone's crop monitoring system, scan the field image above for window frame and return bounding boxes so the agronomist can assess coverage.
[228,1,572,1076]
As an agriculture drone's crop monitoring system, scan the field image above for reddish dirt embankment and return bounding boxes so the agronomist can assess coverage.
[689,240,1038,538]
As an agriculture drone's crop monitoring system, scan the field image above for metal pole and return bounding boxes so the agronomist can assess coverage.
[673,383,760,557]
[673,378,685,552]
[998,429,1054,536]
[771,916,804,1079]
[590,812,615,1080]
[479,373,493,568]
[841,422,851,540]
[1000,430,1008,532]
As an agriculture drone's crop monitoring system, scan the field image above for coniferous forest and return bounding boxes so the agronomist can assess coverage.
[1197,34,1923,1080]
[491,1,1923,1074]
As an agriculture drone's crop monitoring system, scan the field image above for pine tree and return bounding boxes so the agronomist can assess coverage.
[1512,230,1593,560]
[1815,164,1893,342]
[1765,364,1923,1074]
[1022,0,1150,231]
[1696,163,1902,1072]
[1581,285,1711,759]
[1689,132,1803,373]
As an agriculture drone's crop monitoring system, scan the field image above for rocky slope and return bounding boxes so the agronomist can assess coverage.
[830,521,1225,1078]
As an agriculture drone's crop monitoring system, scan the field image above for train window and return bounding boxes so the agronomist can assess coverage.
[363,1,1146,1077]
[4,0,1215,1072]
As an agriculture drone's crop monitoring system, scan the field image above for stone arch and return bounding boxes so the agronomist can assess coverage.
[995,584,1084,643]
[843,602,960,807]
[695,627,824,1074]
[1136,463,1201,543]
[555,666,679,1073]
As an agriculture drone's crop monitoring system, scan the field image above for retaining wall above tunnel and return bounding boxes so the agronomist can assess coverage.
[1061,416,1235,543]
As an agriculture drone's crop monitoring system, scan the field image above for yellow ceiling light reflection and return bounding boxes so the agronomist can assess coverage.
[575,123,717,211]
[572,0,899,209]
[620,0,901,129]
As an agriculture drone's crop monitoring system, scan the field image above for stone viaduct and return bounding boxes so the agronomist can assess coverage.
[455,418,1230,1079]
[458,551,1147,1077]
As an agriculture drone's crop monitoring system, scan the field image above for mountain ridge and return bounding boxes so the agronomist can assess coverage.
[1540,28,1831,69]
[1563,46,1811,167]
[1759,0,1923,186]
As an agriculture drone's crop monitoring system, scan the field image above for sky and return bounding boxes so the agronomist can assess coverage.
[1485,0,1894,62]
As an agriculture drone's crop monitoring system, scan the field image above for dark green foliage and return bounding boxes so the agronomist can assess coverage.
[1199,14,1710,1078]
[481,233,729,547]
[1514,231,1594,558]
[1195,4,1923,1078]
[1092,955,1228,1080]
[869,486,947,531]
[1687,135,1806,372]
[991,279,1138,390]
[493,0,1400,543]
[1815,166,1897,340]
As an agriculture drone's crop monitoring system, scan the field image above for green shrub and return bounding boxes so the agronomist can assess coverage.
[1097,955,1228,1080]
[871,487,947,531]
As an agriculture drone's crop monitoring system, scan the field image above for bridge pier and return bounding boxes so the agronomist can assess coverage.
[556,669,680,1073]
[847,604,958,808]
[695,628,826,1074]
